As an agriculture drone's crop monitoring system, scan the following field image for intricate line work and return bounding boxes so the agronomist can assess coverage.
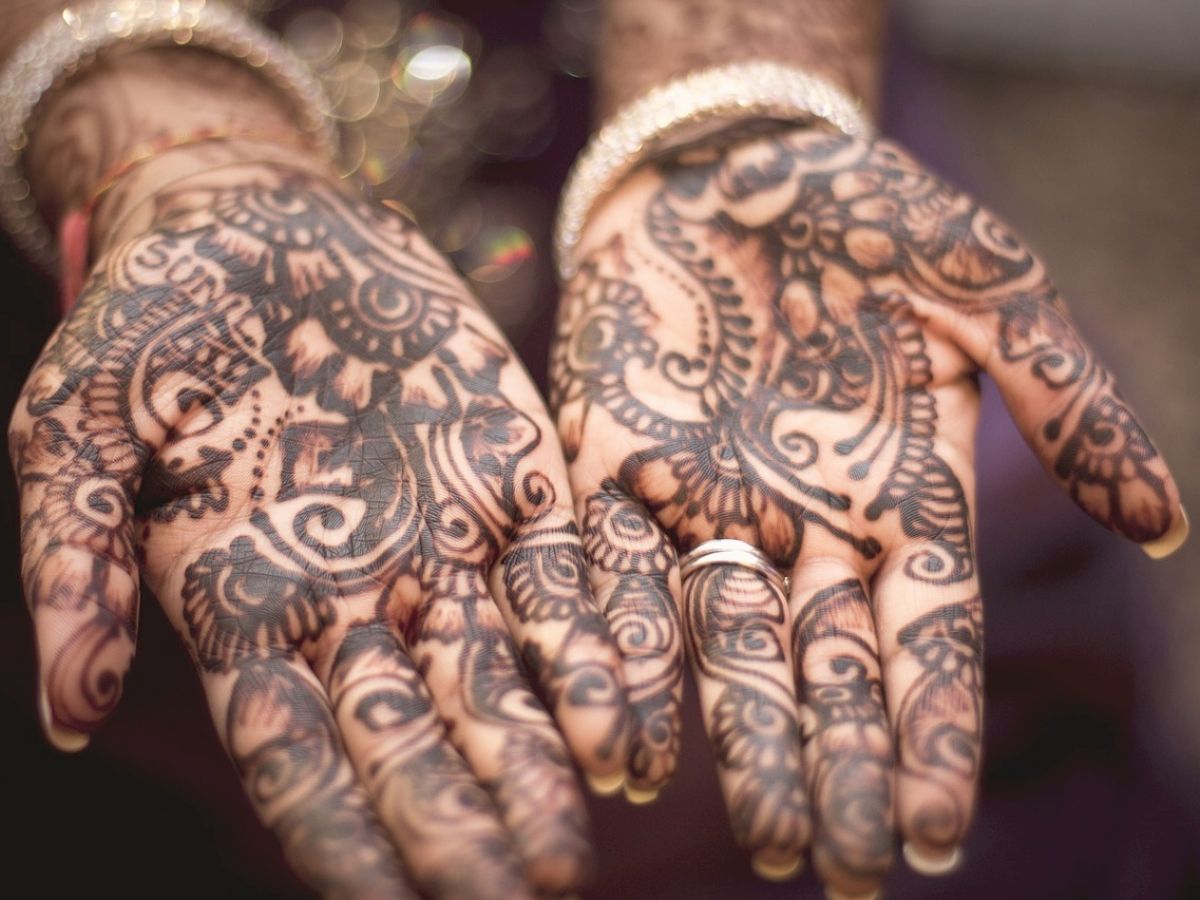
[894,595,984,849]
[685,565,807,856]
[327,625,527,898]
[553,124,1173,581]
[793,579,892,879]
[226,656,410,897]
[552,121,1172,883]
[11,167,613,896]
[581,483,683,785]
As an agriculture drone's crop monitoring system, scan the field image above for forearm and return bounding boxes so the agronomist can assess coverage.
[594,0,887,121]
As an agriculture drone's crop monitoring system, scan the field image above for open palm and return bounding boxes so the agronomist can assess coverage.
[11,166,631,898]
[551,123,1182,894]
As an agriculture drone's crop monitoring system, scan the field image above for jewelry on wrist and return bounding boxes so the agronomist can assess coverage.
[83,126,319,222]
[57,126,320,313]
[0,0,338,272]
[553,60,873,282]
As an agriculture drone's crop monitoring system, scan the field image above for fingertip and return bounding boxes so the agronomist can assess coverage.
[902,841,963,876]
[622,782,660,805]
[751,851,804,882]
[542,629,637,780]
[584,769,625,798]
[38,683,90,753]
[523,842,595,897]
[1142,505,1189,560]
[825,888,879,900]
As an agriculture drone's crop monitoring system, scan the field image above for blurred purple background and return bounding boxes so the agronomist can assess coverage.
[2,1,1196,897]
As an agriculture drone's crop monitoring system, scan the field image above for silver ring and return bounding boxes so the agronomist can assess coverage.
[678,538,789,598]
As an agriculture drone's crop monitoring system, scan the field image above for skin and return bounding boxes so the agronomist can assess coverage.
[550,121,1185,896]
[4,11,635,896]
[5,2,1187,896]
[11,161,636,898]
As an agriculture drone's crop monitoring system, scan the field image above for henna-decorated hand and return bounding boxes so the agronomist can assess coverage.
[550,123,1186,895]
[10,164,633,899]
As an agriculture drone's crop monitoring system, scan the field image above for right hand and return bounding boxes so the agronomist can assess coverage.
[10,164,631,898]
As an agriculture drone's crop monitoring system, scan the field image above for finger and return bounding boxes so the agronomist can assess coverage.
[406,571,593,894]
[490,504,631,789]
[930,206,1185,555]
[684,563,809,880]
[9,353,143,751]
[578,480,684,795]
[875,544,983,875]
[322,623,531,900]
[790,561,894,896]
[200,653,416,899]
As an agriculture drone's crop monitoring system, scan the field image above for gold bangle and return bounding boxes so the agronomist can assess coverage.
[0,0,338,272]
[553,60,873,283]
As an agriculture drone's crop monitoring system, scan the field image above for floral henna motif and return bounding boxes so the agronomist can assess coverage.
[793,579,892,879]
[553,125,1173,575]
[580,484,683,785]
[894,596,984,850]
[12,167,614,896]
[685,565,807,857]
[552,121,1175,885]
[1054,393,1173,541]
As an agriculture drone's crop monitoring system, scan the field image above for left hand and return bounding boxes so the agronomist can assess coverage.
[549,122,1185,895]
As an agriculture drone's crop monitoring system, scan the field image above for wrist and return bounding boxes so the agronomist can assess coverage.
[27,46,327,253]
[93,144,342,260]
[595,0,886,122]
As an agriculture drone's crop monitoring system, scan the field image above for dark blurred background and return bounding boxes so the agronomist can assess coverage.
[2,1,1197,897]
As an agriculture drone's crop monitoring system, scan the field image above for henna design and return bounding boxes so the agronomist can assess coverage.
[553,121,1173,884]
[327,625,527,898]
[894,596,984,849]
[554,125,1172,575]
[793,579,892,878]
[503,524,592,624]
[581,484,683,785]
[494,729,593,880]
[12,167,612,896]
[685,565,807,856]
[1054,393,1173,541]
[226,656,409,898]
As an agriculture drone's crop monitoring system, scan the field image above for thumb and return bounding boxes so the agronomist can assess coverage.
[10,344,145,751]
[931,206,1186,556]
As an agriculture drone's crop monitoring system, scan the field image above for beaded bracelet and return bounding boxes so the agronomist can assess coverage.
[553,61,873,282]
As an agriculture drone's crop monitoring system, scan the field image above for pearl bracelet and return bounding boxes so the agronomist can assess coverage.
[553,61,873,282]
[0,0,338,271]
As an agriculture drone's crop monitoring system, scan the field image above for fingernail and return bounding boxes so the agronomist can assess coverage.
[1142,507,1189,560]
[584,770,625,797]
[903,841,961,876]
[751,852,804,882]
[623,782,660,805]
[39,683,88,753]
[825,888,878,900]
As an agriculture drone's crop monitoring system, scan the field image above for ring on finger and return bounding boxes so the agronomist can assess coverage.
[678,538,789,597]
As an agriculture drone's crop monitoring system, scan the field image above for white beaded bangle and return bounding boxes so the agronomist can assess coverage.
[0,0,339,271]
[553,61,873,282]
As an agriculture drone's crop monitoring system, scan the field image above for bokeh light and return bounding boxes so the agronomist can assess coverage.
[395,43,471,105]
[282,8,344,68]
[278,0,566,326]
